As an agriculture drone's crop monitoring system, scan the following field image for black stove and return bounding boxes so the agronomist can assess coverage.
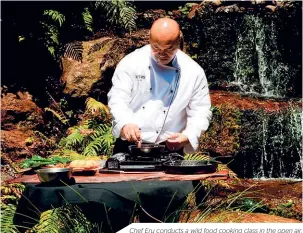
[106,152,183,171]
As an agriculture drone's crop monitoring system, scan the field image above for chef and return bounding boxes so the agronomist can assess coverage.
[107,18,212,154]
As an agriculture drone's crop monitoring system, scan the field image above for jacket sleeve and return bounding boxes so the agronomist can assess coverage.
[107,62,135,138]
[182,68,212,153]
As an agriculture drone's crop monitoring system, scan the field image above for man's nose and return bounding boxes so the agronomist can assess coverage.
[158,50,167,56]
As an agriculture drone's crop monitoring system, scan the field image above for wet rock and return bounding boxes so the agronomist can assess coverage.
[0,91,53,160]
[137,9,166,28]
[1,91,43,130]
[60,30,149,99]
[265,5,277,12]
[208,0,222,7]
[1,130,32,160]
[1,128,54,161]
[272,0,284,7]
[187,4,200,19]
[252,0,267,5]
[216,4,239,13]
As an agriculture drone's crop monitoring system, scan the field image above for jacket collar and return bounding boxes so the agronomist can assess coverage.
[148,45,180,70]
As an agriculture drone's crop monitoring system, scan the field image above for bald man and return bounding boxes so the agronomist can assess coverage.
[108,18,212,154]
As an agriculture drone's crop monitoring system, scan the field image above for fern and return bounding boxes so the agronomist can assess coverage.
[82,7,93,32]
[43,10,65,27]
[62,41,83,62]
[1,204,21,233]
[59,129,85,149]
[184,152,212,161]
[85,97,110,116]
[51,149,82,158]
[40,21,60,59]
[45,107,69,125]
[87,38,111,55]
[95,0,137,32]
[119,4,137,32]
[32,204,95,233]
[59,99,115,157]
[83,125,114,156]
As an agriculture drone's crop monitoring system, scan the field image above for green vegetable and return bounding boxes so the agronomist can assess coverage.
[20,155,71,169]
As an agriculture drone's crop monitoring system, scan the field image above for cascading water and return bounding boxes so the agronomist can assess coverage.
[232,14,291,98]
[242,107,303,179]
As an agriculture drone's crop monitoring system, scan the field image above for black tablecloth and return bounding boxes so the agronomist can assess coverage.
[13,180,196,232]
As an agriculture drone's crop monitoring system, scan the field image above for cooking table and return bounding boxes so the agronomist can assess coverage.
[10,169,229,183]
[11,170,229,232]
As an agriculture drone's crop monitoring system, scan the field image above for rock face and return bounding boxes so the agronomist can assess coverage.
[1,91,45,160]
[1,91,43,131]
[200,91,302,179]
[180,1,302,98]
[60,30,149,99]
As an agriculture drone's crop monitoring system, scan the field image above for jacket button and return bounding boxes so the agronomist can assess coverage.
[143,106,145,109]
[176,69,179,73]
[156,131,159,134]
[170,90,173,93]
[163,111,166,114]
[148,66,151,69]
[150,88,152,91]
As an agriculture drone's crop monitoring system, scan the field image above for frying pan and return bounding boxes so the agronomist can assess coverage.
[128,144,165,157]
[163,160,218,174]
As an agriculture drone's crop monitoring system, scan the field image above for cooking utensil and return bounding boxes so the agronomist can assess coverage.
[128,144,165,157]
[163,160,218,174]
[36,168,72,183]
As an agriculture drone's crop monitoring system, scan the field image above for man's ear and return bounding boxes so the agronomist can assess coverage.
[179,31,184,51]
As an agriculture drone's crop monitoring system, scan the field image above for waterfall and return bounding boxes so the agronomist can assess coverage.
[257,115,268,178]
[249,108,302,179]
[233,14,290,97]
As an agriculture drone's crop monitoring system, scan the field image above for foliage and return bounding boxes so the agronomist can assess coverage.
[41,9,65,58]
[184,152,212,161]
[269,200,300,219]
[62,41,83,63]
[44,9,65,27]
[52,149,108,161]
[178,3,197,15]
[95,0,137,32]
[31,204,99,233]
[45,92,71,128]
[1,183,25,199]
[1,183,26,233]
[58,97,115,157]
[200,104,242,156]
[1,204,21,233]
[85,97,110,118]
[170,183,266,223]
[184,152,238,179]
[45,107,69,125]
[59,119,115,157]
[82,7,93,32]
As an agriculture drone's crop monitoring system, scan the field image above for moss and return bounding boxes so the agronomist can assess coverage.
[199,104,242,156]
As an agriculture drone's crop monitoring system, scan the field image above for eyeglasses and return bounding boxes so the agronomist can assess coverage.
[151,43,180,53]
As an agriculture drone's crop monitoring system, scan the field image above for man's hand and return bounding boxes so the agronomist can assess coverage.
[166,133,189,151]
[121,124,142,146]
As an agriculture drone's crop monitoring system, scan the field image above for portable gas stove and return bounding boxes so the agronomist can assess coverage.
[106,152,183,171]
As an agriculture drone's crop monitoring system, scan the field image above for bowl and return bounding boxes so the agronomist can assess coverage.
[36,168,72,183]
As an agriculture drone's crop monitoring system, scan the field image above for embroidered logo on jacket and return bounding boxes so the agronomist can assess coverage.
[135,75,145,81]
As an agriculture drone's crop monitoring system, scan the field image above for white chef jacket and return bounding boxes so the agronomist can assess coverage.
[107,45,212,153]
